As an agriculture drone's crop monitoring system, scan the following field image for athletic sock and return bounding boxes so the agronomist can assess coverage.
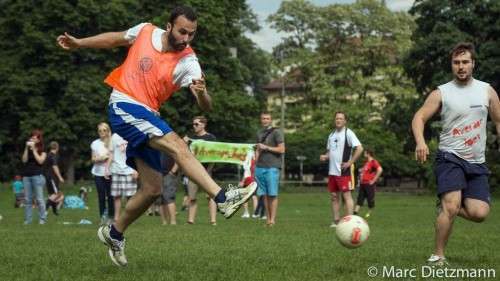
[213,190,226,204]
[110,224,124,241]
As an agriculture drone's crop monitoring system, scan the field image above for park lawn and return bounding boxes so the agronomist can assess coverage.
[0,184,498,281]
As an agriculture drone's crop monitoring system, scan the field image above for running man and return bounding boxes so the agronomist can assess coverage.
[57,5,257,267]
[412,42,500,265]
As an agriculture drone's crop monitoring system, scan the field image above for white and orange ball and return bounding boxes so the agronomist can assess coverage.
[335,215,370,248]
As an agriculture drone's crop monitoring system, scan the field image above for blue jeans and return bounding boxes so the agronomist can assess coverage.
[23,175,47,224]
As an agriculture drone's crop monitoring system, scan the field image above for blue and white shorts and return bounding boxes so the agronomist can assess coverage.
[108,102,172,172]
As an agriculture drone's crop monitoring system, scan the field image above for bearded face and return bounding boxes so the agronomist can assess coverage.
[166,15,197,52]
[168,31,188,51]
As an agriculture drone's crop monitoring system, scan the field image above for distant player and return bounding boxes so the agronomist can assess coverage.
[354,149,382,218]
[412,42,500,265]
[320,112,363,228]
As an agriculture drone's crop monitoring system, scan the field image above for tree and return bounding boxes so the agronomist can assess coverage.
[268,0,419,180]
[0,0,270,181]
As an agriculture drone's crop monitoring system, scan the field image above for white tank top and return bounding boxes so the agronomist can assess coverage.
[438,79,490,163]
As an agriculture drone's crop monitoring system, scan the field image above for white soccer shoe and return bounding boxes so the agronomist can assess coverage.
[427,254,448,266]
[97,225,127,267]
[217,182,257,219]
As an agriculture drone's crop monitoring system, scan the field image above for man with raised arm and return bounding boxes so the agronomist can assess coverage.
[57,5,256,267]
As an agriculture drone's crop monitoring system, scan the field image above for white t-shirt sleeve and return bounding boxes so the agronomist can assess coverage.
[124,22,149,43]
[110,134,119,151]
[90,140,98,153]
[326,133,332,150]
[347,130,361,147]
[112,134,125,145]
[173,54,202,88]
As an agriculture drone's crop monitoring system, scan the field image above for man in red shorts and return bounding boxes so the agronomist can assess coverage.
[320,112,363,227]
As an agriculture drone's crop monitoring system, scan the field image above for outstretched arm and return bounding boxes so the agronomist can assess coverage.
[412,89,442,163]
[57,31,129,50]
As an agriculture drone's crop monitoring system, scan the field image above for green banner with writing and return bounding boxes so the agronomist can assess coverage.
[189,140,255,166]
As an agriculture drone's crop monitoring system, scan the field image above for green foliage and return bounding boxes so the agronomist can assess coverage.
[405,0,500,91]
[0,0,270,180]
[268,0,420,181]
[285,127,329,175]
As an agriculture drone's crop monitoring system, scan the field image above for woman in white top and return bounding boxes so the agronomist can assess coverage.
[91,122,114,223]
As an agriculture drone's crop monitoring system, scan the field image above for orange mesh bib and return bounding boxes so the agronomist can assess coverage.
[105,24,195,111]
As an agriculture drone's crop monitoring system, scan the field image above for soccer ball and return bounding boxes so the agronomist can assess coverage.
[335,215,370,248]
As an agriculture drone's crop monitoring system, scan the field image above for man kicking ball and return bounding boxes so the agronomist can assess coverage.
[57,5,256,267]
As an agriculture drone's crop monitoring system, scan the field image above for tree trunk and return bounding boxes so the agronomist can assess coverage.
[65,153,75,185]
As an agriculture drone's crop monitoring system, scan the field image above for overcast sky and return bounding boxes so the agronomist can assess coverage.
[245,0,415,52]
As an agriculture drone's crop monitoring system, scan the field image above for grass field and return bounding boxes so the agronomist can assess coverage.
[0,184,499,281]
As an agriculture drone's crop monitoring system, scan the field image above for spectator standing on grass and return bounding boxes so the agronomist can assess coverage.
[241,157,258,219]
[255,112,285,226]
[320,112,363,228]
[91,122,114,224]
[159,155,179,225]
[21,129,47,224]
[45,141,65,216]
[183,116,217,225]
[354,149,382,218]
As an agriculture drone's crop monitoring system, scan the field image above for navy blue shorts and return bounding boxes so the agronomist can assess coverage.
[434,150,491,204]
[108,102,173,173]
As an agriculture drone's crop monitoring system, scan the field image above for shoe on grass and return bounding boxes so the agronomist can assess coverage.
[97,225,127,267]
[427,254,448,267]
